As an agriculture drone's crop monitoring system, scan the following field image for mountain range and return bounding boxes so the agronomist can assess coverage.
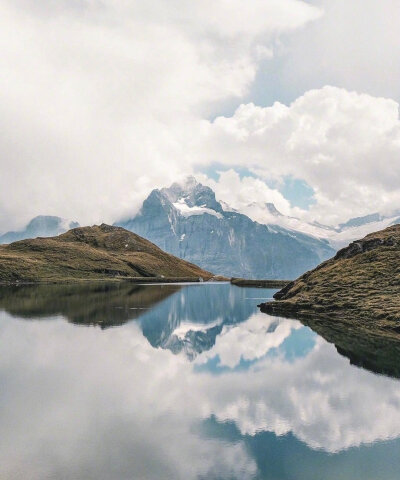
[116,177,334,279]
[239,201,400,249]
[1,177,398,279]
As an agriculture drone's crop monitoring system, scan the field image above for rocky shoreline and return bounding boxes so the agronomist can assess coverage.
[231,278,289,288]
[258,225,400,336]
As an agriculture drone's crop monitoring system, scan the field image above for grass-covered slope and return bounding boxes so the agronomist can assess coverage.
[259,225,400,334]
[0,224,212,283]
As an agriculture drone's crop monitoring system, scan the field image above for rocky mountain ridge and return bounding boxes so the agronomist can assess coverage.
[116,177,335,279]
[3,179,398,279]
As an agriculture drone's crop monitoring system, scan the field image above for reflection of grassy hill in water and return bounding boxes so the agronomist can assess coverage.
[0,282,180,328]
[0,282,267,360]
[2,282,400,378]
[294,316,400,379]
[0,224,212,283]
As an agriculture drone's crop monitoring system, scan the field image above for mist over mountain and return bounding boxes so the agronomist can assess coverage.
[116,177,334,279]
[0,216,79,245]
[235,200,400,250]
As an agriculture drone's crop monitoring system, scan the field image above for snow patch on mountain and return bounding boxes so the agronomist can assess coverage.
[173,198,223,219]
[173,318,223,340]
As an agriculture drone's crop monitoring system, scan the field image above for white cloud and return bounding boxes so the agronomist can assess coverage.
[196,312,301,368]
[197,169,293,219]
[274,0,400,103]
[0,312,258,480]
[0,0,320,232]
[1,0,398,233]
[200,86,400,224]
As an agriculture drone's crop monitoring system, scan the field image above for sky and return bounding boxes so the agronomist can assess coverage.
[0,0,399,232]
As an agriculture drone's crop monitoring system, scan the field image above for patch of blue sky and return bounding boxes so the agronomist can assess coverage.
[275,326,317,362]
[206,54,314,122]
[193,354,260,375]
[279,176,316,210]
[196,164,316,210]
[196,163,258,182]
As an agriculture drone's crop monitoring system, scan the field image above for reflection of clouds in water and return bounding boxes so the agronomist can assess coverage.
[2,310,400,479]
[195,313,302,368]
[0,313,256,480]
[203,339,400,452]
[173,317,223,339]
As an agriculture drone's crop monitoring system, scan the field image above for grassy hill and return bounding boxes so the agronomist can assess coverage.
[259,225,400,335]
[0,224,213,283]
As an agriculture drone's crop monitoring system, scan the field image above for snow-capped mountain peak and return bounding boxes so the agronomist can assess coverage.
[161,177,223,214]
[116,178,335,279]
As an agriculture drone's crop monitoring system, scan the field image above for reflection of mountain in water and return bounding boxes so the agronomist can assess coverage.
[0,282,275,361]
[2,285,400,478]
[1,282,400,379]
[138,284,271,360]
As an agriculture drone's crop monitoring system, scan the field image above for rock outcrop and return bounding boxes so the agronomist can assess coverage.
[259,225,400,334]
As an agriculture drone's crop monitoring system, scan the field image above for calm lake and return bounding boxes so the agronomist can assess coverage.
[1,282,400,479]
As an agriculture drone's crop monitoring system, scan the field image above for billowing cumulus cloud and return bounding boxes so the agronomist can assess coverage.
[0,0,320,232]
[201,86,400,224]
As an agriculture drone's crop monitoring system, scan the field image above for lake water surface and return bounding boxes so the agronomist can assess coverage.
[1,282,400,479]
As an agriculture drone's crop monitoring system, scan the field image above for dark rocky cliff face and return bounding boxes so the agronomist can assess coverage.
[334,235,396,260]
[116,178,335,279]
